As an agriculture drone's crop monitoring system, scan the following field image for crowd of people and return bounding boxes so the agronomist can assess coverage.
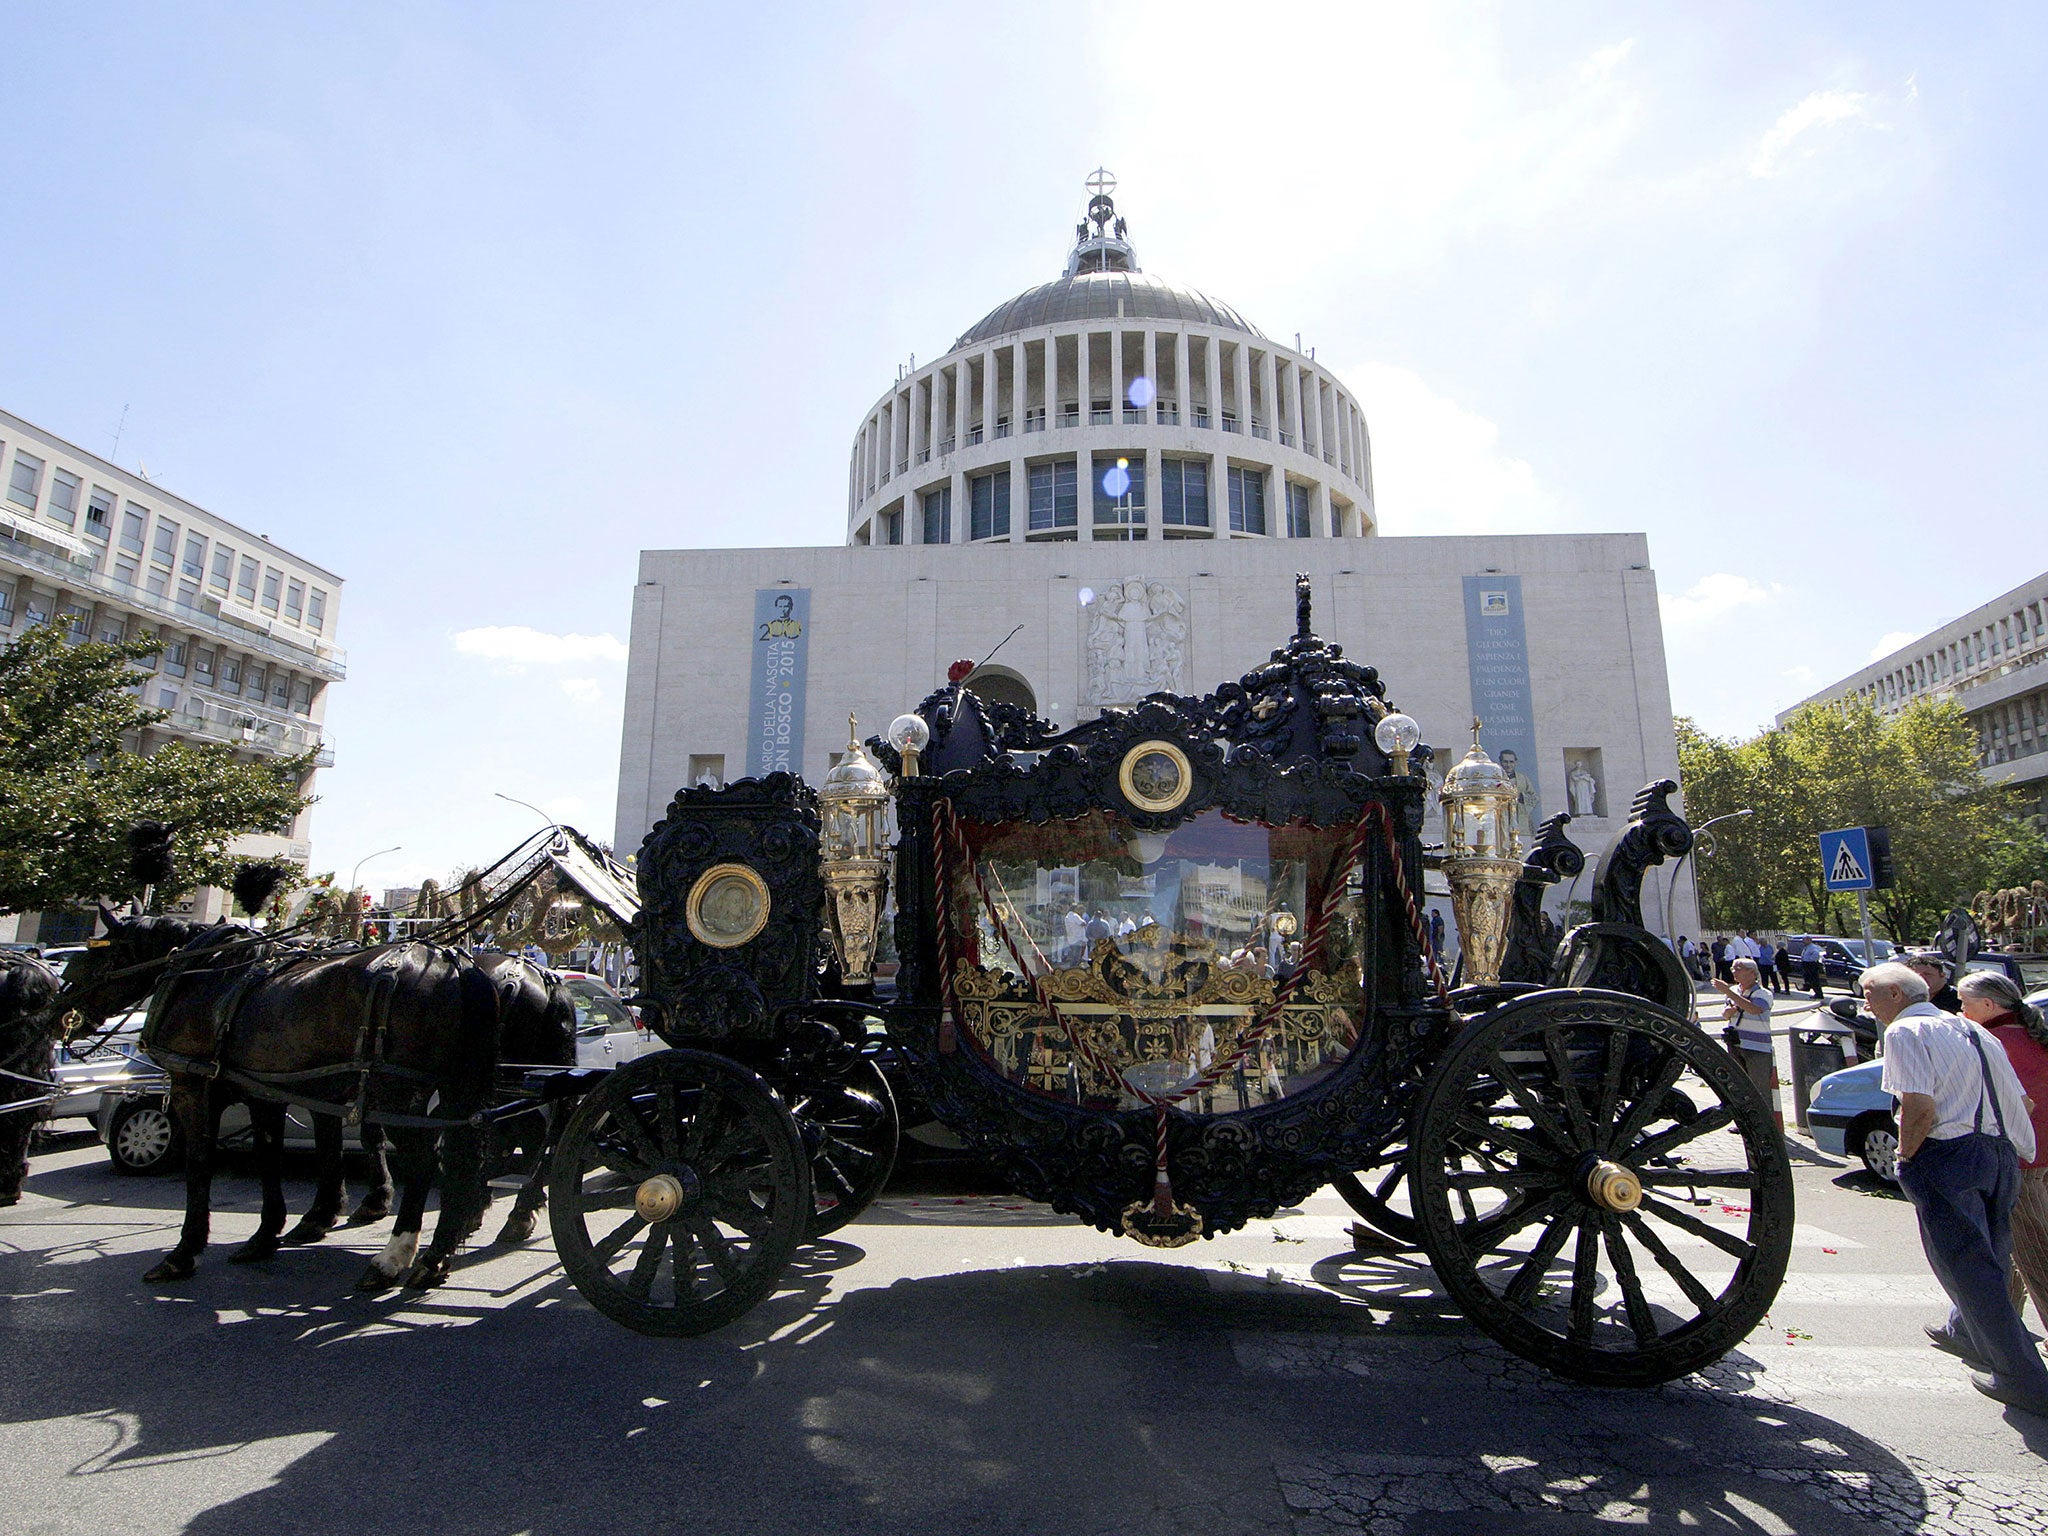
[1674,931,1835,997]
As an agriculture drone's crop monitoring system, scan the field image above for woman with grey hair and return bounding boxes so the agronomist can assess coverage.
[1958,971,2048,1337]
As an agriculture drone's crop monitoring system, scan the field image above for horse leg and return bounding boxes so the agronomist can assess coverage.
[229,1100,288,1263]
[144,1077,222,1283]
[405,1120,487,1289]
[357,1122,432,1291]
[493,1107,552,1245]
[347,1120,393,1225]
[281,1112,346,1245]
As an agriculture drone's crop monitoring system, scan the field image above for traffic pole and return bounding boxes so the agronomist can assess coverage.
[1856,888,1876,975]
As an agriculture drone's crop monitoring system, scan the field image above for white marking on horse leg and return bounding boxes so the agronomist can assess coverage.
[373,1230,420,1278]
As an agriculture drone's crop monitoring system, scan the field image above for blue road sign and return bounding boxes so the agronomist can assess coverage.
[1820,826,1875,893]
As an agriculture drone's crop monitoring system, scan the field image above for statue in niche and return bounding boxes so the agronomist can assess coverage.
[1569,761,1601,818]
[1085,579,1188,705]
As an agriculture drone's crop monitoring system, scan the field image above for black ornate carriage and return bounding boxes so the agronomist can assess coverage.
[545,581,1792,1386]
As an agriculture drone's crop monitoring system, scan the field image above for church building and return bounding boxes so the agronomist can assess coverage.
[615,178,1694,936]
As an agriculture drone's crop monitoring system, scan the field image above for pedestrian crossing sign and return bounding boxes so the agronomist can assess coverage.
[1819,826,1875,892]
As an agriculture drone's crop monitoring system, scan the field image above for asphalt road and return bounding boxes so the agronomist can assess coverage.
[3,1105,2044,1536]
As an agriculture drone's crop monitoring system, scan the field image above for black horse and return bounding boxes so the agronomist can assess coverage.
[61,911,572,1290]
[0,953,63,1206]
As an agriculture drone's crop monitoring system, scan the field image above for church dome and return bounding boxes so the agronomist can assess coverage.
[955,271,1263,350]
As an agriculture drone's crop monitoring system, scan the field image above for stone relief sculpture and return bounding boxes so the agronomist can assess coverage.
[1084,579,1187,705]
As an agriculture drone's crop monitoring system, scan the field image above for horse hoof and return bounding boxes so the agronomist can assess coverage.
[493,1213,537,1246]
[144,1256,197,1283]
[346,1202,391,1226]
[279,1220,333,1247]
[401,1259,449,1290]
[228,1239,279,1264]
[355,1265,397,1293]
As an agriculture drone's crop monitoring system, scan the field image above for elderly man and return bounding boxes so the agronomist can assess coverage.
[1864,960,2048,1417]
[1713,957,1776,1103]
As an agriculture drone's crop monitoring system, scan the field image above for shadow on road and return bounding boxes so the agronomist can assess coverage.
[1,1178,1954,1536]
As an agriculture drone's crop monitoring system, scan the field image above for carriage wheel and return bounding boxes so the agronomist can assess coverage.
[548,1049,811,1336]
[787,1059,899,1239]
[1331,1162,1419,1248]
[1408,989,1793,1387]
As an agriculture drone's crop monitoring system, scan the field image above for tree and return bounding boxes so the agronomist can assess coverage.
[0,624,316,915]
[1675,695,2048,942]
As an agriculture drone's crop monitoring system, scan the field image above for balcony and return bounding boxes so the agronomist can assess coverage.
[1250,423,1270,441]
[1279,430,1295,448]
[938,436,956,456]
[1155,404,1180,425]
[916,448,931,465]
[967,426,984,447]
[0,530,347,679]
[1221,416,1241,435]
[159,697,330,763]
[1089,408,1111,425]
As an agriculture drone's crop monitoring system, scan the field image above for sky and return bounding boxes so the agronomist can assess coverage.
[4,4,2044,894]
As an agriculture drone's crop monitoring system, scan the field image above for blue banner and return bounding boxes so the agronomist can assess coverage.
[747,588,810,778]
[1462,575,1541,844]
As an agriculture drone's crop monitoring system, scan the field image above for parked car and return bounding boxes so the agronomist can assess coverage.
[554,970,664,1068]
[1782,935,1885,989]
[1958,952,2048,993]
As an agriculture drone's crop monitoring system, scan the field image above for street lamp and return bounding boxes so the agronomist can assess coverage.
[494,791,557,829]
[347,844,401,945]
[1664,809,1753,1003]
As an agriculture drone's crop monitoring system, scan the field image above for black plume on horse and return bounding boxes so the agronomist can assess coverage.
[126,821,176,889]
[0,954,62,1206]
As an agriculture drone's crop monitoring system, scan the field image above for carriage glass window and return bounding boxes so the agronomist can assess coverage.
[946,808,1365,1113]
[49,470,81,526]
[7,451,42,509]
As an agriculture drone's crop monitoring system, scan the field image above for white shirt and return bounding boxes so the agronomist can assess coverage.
[1725,935,1758,961]
[1063,911,1085,945]
[1881,1002,2037,1162]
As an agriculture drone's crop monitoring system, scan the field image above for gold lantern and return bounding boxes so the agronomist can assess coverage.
[1439,719,1522,986]
[819,713,893,984]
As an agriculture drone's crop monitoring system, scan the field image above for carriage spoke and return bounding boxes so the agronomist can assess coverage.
[1567,1219,1600,1344]
[1607,1048,1688,1154]
[1595,1027,1630,1137]
[1542,1029,1593,1144]
[1602,1216,1660,1347]
[1501,1204,1579,1308]
[1621,1210,1724,1316]
[1372,1163,1405,1200]
[1488,1052,1580,1155]
[692,1219,746,1285]
[815,1155,857,1202]
[625,1224,668,1298]
[710,1195,774,1240]
[1453,1113,1556,1168]
[655,1082,683,1159]
[609,1104,662,1169]
[1636,1194,1754,1261]
[682,1088,726,1162]
[1634,1169,1755,1190]
[670,1225,699,1297]
[1471,1190,1572,1252]
[1443,1169,1555,1191]
[591,1213,646,1264]
[578,1180,642,1211]
[1627,1106,1735,1165]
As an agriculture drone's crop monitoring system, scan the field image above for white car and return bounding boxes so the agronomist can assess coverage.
[556,971,664,1068]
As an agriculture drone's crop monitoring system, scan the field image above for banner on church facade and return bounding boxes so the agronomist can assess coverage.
[747,587,811,778]
[1461,575,1541,838]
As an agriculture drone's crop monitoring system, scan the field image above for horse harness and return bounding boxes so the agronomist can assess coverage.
[139,941,518,1132]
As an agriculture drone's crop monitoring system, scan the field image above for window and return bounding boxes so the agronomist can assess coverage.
[236,555,259,602]
[1092,455,1146,526]
[120,506,148,554]
[62,603,89,637]
[1228,466,1267,534]
[50,470,81,526]
[1028,461,1078,531]
[114,556,139,587]
[284,580,304,622]
[879,507,902,545]
[969,470,1010,540]
[245,666,267,702]
[307,589,326,631]
[7,452,42,509]
[151,518,179,567]
[291,679,312,715]
[181,534,206,579]
[177,581,201,610]
[86,488,114,536]
[210,546,233,590]
[158,688,179,711]
[1160,459,1209,527]
[221,656,242,692]
[146,568,169,599]
[99,623,124,645]
[271,673,290,708]
[0,586,13,626]
[687,754,726,789]
[921,487,951,545]
[1286,482,1313,538]
[193,648,215,684]
[164,641,188,677]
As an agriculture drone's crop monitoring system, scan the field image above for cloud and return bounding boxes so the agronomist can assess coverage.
[452,626,628,667]
[1579,40,1634,84]
[1660,572,1782,627]
[1869,630,1918,662]
[1345,362,1558,535]
[560,676,603,704]
[1751,89,1875,178]
[1782,664,1816,687]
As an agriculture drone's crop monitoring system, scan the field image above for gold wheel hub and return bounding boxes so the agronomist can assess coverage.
[634,1173,686,1224]
[1585,1160,1642,1213]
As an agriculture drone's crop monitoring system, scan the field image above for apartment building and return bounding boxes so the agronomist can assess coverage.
[0,406,344,941]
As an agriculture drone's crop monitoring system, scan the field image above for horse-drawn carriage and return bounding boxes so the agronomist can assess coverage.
[541,577,1793,1386]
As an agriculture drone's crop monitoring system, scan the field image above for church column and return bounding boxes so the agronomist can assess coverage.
[954,360,970,456]
[980,349,996,443]
[1173,331,1190,427]
[1044,331,1060,432]
[1077,328,1092,429]
[1202,333,1221,430]
[1234,343,1253,439]
[1110,327,1125,426]
[1144,445,1163,543]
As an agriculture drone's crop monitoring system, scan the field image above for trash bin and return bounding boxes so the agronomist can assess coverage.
[1790,1030,1849,1131]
